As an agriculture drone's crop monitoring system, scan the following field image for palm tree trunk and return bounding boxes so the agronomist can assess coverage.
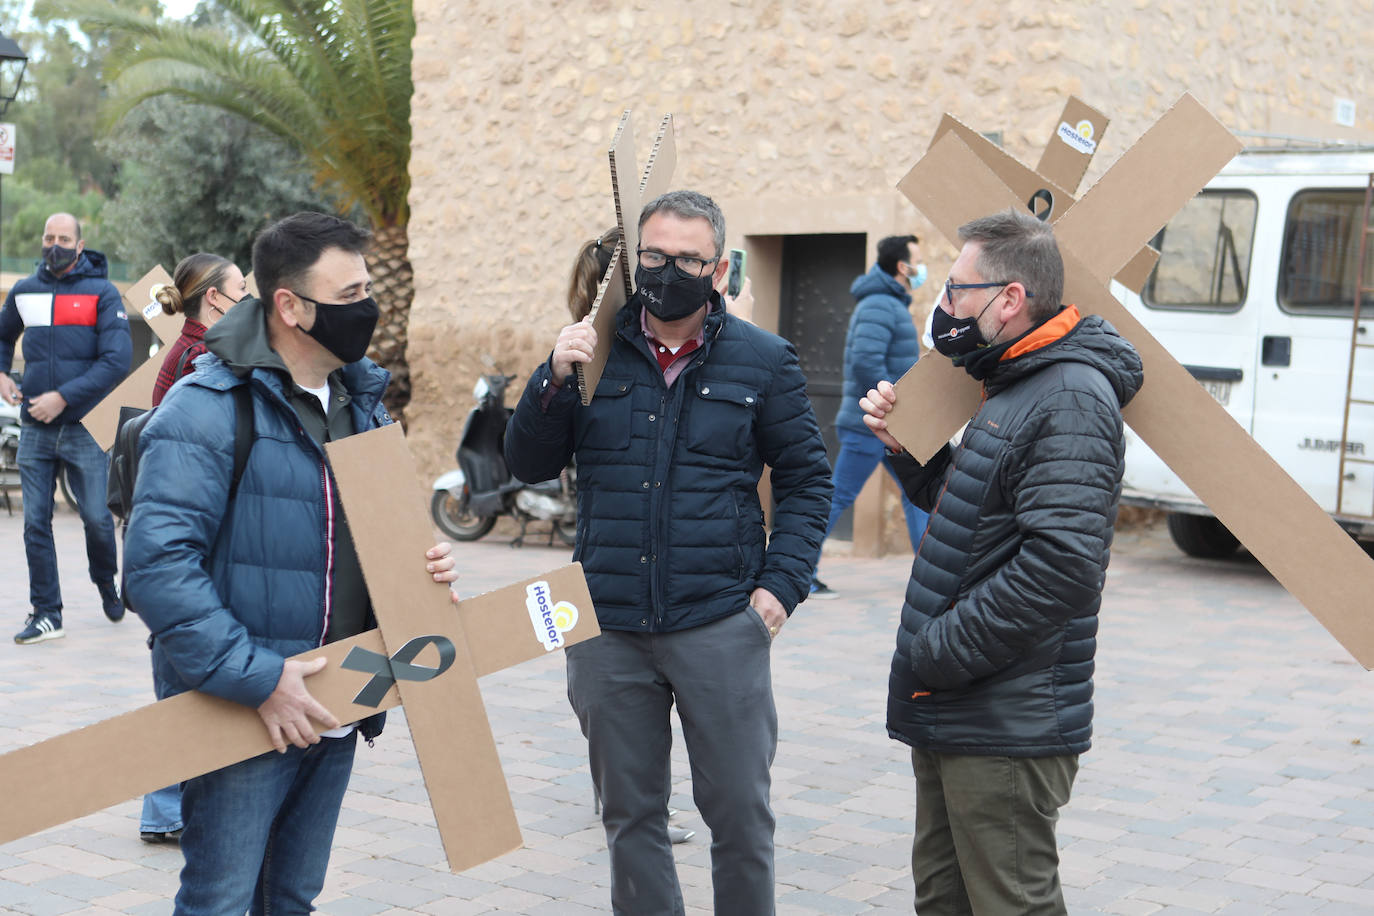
[366,222,413,425]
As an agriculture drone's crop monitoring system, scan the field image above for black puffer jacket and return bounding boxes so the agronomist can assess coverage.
[886,309,1142,757]
[505,296,832,632]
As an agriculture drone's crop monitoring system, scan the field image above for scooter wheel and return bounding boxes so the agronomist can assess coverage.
[552,520,577,547]
[430,490,497,541]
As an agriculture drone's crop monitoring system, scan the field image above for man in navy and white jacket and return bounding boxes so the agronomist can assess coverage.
[0,212,131,643]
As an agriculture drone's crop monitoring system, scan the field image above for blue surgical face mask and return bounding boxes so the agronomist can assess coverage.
[908,262,927,290]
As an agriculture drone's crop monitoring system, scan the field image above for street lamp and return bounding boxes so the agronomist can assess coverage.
[0,31,24,275]
[0,31,26,117]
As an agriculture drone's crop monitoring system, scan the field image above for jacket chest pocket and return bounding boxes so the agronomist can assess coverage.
[685,381,759,461]
[575,377,633,452]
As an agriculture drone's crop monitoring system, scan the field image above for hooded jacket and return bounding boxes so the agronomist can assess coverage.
[504,296,832,632]
[0,250,131,423]
[886,308,1143,757]
[123,295,390,715]
[834,264,919,434]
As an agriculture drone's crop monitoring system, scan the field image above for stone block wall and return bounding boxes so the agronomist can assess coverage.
[406,0,1374,548]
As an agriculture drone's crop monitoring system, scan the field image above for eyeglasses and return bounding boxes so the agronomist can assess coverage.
[943,280,1033,307]
[637,248,719,278]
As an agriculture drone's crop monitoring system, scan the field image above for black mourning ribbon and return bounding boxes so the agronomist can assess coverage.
[341,635,457,707]
[1028,188,1054,222]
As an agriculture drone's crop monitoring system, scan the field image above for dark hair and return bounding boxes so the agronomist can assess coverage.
[958,209,1063,322]
[156,253,235,321]
[568,227,620,322]
[876,234,920,276]
[638,190,725,259]
[251,211,372,306]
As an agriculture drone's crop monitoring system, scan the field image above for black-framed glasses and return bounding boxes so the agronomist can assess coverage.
[637,248,719,278]
[943,280,1033,307]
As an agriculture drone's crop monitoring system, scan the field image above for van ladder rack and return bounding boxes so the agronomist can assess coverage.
[1337,172,1374,517]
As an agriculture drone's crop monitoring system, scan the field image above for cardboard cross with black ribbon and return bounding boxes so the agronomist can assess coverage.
[0,423,600,873]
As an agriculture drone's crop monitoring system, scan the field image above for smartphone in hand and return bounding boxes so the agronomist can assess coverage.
[727,248,747,298]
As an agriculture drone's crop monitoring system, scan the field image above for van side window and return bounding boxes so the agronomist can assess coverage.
[1279,189,1370,314]
[1144,190,1257,312]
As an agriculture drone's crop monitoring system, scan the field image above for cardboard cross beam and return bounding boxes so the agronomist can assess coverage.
[0,424,600,872]
[884,92,1374,667]
[83,265,175,451]
[575,110,676,403]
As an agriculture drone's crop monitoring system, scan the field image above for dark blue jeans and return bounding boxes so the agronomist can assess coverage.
[17,420,118,612]
[825,426,929,549]
[175,732,357,916]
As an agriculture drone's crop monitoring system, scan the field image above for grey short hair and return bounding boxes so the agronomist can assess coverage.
[638,190,726,259]
[958,209,1064,323]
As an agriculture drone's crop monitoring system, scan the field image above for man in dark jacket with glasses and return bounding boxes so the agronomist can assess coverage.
[861,208,1143,916]
[506,190,832,915]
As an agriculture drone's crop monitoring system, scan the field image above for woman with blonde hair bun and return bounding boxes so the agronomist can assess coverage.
[138,253,245,843]
[150,253,247,406]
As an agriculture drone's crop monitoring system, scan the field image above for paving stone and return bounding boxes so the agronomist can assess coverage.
[3,518,1374,912]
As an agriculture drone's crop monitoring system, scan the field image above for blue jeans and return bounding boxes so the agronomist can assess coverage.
[141,784,183,834]
[17,421,118,612]
[175,732,357,916]
[824,426,929,550]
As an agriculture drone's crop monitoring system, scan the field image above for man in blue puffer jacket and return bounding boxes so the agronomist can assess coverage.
[123,212,459,916]
[861,209,1143,916]
[812,233,929,599]
[505,190,832,916]
[0,212,131,643]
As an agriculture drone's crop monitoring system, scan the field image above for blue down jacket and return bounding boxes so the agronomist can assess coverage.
[886,310,1143,757]
[123,296,391,710]
[504,296,832,632]
[0,250,131,423]
[834,264,919,434]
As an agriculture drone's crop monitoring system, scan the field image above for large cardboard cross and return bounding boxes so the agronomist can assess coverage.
[575,110,676,403]
[0,424,600,872]
[884,92,1374,668]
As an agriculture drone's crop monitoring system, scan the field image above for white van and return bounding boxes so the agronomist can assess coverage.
[1115,144,1374,557]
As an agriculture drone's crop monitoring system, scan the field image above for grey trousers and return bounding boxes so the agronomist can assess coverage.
[910,749,1079,916]
[566,608,778,916]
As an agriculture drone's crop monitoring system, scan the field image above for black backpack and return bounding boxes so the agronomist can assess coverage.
[106,371,255,614]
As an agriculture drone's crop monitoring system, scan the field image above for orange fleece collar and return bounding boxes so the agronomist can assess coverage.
[1002,305,1081,362]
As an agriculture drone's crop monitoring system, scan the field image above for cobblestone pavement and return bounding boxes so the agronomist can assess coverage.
[2,504,1374,914]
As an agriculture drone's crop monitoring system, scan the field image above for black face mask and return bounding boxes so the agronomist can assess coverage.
[930,306,990,359]
[295,292,379,363]
[42,245,79,274]
[634,264,714,322]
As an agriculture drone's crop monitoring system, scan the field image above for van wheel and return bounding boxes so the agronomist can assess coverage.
[1166,513,1239,558]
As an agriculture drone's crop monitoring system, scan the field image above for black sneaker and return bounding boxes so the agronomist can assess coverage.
[98,581,124,622]
[809,578,838,600]
[140,829,182,844]
[15,611,64,644]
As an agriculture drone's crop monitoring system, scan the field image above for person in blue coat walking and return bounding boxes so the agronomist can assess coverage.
[811,234,929,599]
[0,212,131,642]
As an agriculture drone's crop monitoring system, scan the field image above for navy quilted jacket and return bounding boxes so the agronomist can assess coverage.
[886,311,1142,757]
[504,297,832,632]
[834,264,919,434]
[0,250,131,423]
[123,296,391,709]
